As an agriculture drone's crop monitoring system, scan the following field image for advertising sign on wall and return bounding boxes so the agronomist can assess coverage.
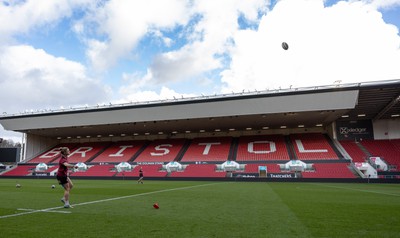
[336,120,374,141]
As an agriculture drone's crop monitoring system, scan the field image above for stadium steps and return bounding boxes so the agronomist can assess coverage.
[85,143,113,163]
[347,164,362,178]
[228,137,239,161]
[129,140,151,162]
[174,139,191,162]
[284,135,296,160]
[324,134,346,160]
[356,141,372,158]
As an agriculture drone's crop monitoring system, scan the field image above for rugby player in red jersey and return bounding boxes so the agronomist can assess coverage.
[56,147,77,208]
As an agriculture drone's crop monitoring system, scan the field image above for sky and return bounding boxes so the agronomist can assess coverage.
[0,0,400,142]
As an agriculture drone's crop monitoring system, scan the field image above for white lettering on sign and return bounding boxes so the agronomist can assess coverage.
[150,144,172,156]
[109,145,133,157]
[40,148,60,158]
[248,141,276,154]
[295,140,328,153]
[198,142,221,155]
[70,147,93,157]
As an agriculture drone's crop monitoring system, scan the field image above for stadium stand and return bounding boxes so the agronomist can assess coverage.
[114,164,167,178]
[1,80,400,181]
[1,165,35,176]
[236,135,290,161]
[339,140,369,163]
[28,143,78,164]
[360,139,400,171]
[180,137,232,162]
[66,142,112,163]
[290,133,339,160]
[169,164,226,178]
[39,165,58,174]
[70,164,117,177]
[90,141,147,163]
[133,139,186,163]
[302,163,356,178]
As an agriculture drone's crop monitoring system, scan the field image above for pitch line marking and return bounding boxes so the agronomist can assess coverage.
[0,182,224,219]
[73,182,225,207]
[313,183,400,197]
[17,208,71,214]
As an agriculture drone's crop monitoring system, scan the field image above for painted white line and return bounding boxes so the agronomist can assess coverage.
[313,183,400,197]
[0,205,66,219]
[0,182,222,219]
[73,182,220,207]
[17,208,71,214]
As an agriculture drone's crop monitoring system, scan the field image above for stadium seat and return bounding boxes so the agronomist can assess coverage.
[236,135,290,161]
[64,142,112,163]
[169,164,226,177]
[28,143,78,164]
[114,164,167,177]
[90,141,146,163]
[339,140,369,162]
[1,165,36,176]
[360,139,400,171]
[134,139,186,163]
[69,164,117,177]
[180,137,232,162]
[301,163,356,178]
[290,133,339,160]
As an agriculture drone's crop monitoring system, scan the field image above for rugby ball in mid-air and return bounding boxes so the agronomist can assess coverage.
[282,42,289,50]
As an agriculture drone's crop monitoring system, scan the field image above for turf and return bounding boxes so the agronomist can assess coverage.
[0,179,399,238]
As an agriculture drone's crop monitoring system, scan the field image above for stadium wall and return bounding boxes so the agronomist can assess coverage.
[25,134,58,162]
[373,119,400,140]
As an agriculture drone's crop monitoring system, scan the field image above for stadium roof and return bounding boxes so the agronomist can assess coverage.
[1,80,399,139]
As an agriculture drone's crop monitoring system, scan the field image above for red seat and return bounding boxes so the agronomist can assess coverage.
[70,165,116,177]
[1,165,36,176]
[291,133,338,160]
[340,141,368,162]
[361,139,400,170]
[115,165,167,177]
[134,139,186,163]
[28,143,78,164]
[302,163,355,178]
[236,135,290,161]
[181,137,232,162]
[169,164,226,178]
[91,141,146,163]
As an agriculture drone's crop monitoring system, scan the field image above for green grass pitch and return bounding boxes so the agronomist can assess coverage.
[0,179,399,238]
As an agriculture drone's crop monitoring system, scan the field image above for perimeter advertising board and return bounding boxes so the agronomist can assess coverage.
[336,120,374,141]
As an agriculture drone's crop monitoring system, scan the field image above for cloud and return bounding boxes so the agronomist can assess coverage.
[220,0,400,92]
[0,45,111,113]
[366,0,400,9]
[83,0,191,72]
[0,127,23,144]
[0,0,93,43]
[140,0,266,86]
[116,71,196,103]
[86,0,266,103]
